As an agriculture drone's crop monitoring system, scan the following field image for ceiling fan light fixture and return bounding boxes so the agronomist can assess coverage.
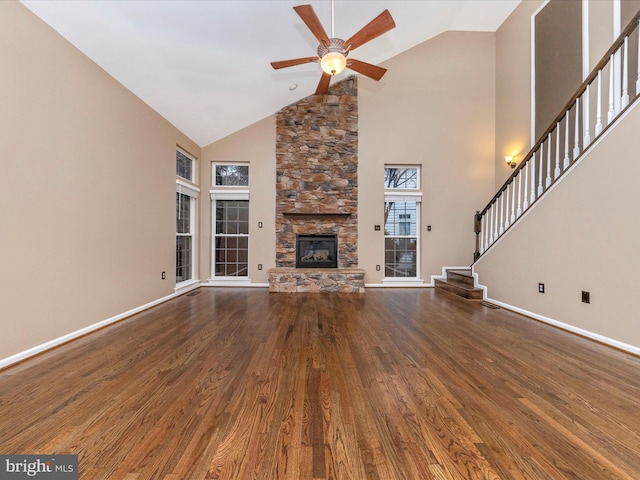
[320,51,347,76]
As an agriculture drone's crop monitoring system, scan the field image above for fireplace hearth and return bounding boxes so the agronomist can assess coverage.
[296,234,338,269]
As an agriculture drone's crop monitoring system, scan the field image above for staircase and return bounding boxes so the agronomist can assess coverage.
[434,269,483,300]
[473,10,640,261]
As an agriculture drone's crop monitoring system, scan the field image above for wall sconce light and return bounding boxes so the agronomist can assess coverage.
[505,155,517,168]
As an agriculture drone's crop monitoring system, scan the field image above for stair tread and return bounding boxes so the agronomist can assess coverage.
[445,269,474,287]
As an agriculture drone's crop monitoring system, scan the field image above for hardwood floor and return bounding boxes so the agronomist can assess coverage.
[1,288,639,479]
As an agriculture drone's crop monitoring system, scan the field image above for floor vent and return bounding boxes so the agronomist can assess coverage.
[481,301,500,309]
[186,290,201,297]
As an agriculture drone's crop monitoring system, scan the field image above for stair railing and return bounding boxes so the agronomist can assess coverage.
[474,10,640,261]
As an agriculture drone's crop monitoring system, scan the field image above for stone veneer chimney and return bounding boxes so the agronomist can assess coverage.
[275,76,358,268]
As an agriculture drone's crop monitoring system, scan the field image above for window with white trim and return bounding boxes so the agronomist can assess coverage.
[177,147,194,182]
[211,163,250,278]
[176,149,199,286]
[214,163,249,187]
[384,166,421,279]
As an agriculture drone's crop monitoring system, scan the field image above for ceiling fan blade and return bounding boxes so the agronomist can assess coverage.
[344,9,396,51]
[271,57,319,70]
[346,58,387,81]
[294,4,330,45]
[315,72,331,95]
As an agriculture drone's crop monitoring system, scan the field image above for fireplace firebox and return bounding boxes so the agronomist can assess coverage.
[296,234,338,268]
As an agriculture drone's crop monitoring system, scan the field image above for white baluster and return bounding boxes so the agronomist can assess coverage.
[504,186,510,230]
[637,22,640,95]
[614,45,622,114]
[563,113,571,169]
[530,153,537,204]
[574,99,581,159]
[480,215,485,254]
[490,205,496,245]
[537,147,544,196]
[487,203,495,248]
[554,124,561,179]
[499,195,504,236]
[484,214,489,252]
[516,171,522,217]
[622,36,629,108]
[608,55,616,123]
[491,200,500,243]
[595,70,603,135]
[511,181,516,224]
[523,159,530,210]
[545,134,552,188]
[583,86,591,147]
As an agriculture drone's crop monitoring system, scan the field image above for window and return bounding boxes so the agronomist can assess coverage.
[176,147,194,181]
[176,149,199,286]
[214,164,249,187]
[384,166,421,279]
[176,191,193,283]
[214,199,249,276]
[211,163,250,279]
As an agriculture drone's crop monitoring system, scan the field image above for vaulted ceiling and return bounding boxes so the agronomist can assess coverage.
[21,1,521,147]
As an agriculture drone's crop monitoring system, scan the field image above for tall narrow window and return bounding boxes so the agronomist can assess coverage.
[214,199,249,276]
[176,148,198,286]
[384,166,421,279]
[211,163,250,279]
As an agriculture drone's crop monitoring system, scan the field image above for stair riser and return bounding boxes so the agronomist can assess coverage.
[434,279,483,300]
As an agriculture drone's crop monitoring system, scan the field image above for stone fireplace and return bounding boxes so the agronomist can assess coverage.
[268,77,365,293]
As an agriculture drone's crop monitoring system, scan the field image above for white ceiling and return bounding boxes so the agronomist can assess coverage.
[21,0,521,147]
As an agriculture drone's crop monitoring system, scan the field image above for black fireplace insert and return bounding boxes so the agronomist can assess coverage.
[296,234,338,268]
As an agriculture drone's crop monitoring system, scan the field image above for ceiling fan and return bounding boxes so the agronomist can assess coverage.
[270,1,396,95]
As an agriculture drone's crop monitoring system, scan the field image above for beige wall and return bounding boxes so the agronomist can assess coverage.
[495,0,544,188]
[359,31,497,283]
[475,102,640,349]
[0,2,200,361]
[199,117,276,283]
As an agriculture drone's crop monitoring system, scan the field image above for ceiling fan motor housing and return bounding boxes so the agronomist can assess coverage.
[317,38,348,58]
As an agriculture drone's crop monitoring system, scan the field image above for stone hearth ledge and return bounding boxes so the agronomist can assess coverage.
[268,267,365,293]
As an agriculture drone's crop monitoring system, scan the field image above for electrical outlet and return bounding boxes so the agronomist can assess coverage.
[258,264,263,270]
[374,225,381,231]
[538,283,545,293]
[162,271,166,280]
[427,225,432,231]
[582,291,590,304]
[376,265,381,271]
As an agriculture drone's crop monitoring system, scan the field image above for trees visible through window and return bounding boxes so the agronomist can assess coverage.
[215,164,249,186]
[384,167,420,279]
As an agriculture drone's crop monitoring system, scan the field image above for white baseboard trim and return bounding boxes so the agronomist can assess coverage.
[366,282,431,288]
[200,281,268,287]
[485,296,640,357]
[0,287,195,370]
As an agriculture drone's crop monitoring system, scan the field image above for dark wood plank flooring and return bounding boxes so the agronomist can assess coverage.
[1,288,639,479]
